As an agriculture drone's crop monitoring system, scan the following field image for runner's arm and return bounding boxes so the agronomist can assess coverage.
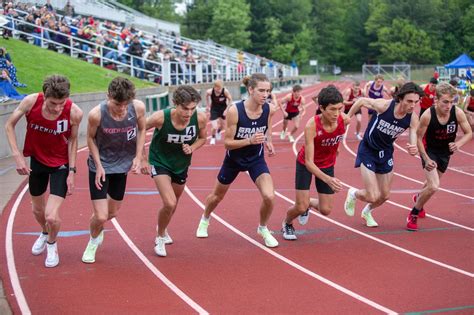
[450,107,473,151]
[5,94,37,175]
[416,112,430,163]
[407,111,419,155]
[190,111,208,152]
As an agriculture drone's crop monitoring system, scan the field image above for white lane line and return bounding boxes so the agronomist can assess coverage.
[286,131,474,275]
[393,142,474,177]
[6,184,31,315]
[60,138,208,313]
[275,190,473,277]
[111,219,208,314]
[184,186,397,314]
[458,149,474,157]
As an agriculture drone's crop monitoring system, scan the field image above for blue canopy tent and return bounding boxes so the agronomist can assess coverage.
[444,53,474,68]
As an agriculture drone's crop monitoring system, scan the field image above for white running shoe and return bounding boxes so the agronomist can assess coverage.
[356,133,363,141]
[210,137,216,145]
[155,229,173,245]
[257,226,279,248]
[196,219,209,238]
[45,243,59,268]
[280,131,286,140]
[288,135,295,143]
[32,233,48,255]
[154,237,167,257]
[344,188,357,216]
[298,208,310,225]
[216,132,222,140]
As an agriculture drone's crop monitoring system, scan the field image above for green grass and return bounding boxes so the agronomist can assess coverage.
[410,67,436,84]
[2,39,154,95]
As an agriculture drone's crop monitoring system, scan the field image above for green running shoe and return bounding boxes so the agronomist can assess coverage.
[196,219,209,238]
[344,188,357,217]
[258,226,279,248]
[82,241,99,264]
[361,211,378,227]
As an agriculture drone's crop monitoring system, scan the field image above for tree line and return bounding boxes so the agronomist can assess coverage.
[119,0,474,72]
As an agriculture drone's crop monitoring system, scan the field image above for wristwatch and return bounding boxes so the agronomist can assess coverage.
[69,166,77,173]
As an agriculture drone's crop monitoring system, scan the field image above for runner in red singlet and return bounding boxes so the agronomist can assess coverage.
[281,86,350,240]
[5,75,83,268]
[419,77,438,116]
[280,84,306,143]
[343,80,363,140]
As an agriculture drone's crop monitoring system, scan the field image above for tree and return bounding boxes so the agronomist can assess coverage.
[375,19,440,64]
[182,0,216,39]
[206,0,251,50]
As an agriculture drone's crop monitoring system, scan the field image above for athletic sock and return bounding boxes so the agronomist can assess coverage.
[258,225,267,231]
[41,231,48,235]
[411,207,420,215]
[47,241,56,245]
[361,204,372,214]
[90,235,101,245]
[201,214,210,222]
[350,189,357,199]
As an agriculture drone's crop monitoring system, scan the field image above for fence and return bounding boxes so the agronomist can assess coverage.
[362,64,411,81]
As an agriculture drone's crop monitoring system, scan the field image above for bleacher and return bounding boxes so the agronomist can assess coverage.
[1,0,298,87]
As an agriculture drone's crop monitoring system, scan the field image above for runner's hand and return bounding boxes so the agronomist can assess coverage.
[14,155,31,175]
[266,142,275,156]
[424,158,437,172]
[448,142,458,153]
[66,172,75,195]
[251,132,266,144]
[95,166,106,190]
[140,160,150,175]
[326,177,342,192]
[406,143,418,156]
[182,143,193,155]
[130,157,142,174]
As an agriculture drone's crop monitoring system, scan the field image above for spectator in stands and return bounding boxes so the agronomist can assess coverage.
[0,69,26,101]
[127,35,145,79]
[103,34,119,63]
[17,14,36,38]
[44,0,54,12]
[0,47,26,87]
[63,1,75,17]
[53,24,71,53]
[144,45,160,72]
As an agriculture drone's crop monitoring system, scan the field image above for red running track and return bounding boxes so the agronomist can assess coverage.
[1,82,473,314]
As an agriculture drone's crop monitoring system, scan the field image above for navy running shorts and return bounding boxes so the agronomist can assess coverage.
[295,161,335,194]
[355,140,394,174]
[217,156,270,185]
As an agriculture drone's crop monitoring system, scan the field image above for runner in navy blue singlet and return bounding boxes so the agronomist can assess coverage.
[195,73,279,248]
[344,82,423,227]
[407,83,472,231]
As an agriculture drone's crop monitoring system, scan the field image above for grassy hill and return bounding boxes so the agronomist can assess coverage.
[1,39,154,95]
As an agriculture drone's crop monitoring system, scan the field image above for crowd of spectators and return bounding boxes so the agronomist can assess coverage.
[1,1,284,84]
